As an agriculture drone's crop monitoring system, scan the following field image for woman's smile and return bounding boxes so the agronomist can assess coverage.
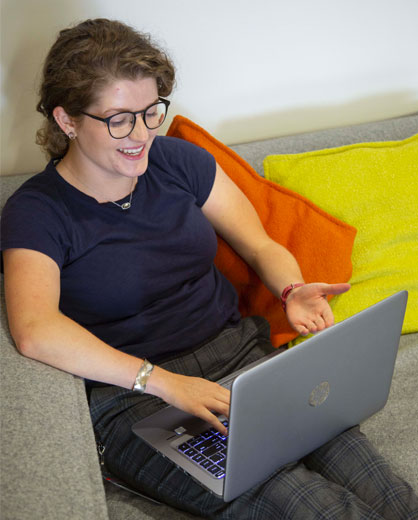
[117,145,146,159]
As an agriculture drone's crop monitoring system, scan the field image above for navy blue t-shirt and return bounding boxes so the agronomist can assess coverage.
[1,136,240,367]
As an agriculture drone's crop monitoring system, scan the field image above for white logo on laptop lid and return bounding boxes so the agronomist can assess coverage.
[309,381,330,407]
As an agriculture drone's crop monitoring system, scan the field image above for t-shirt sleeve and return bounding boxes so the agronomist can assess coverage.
[1,190,69,270]
[154,137,217,207]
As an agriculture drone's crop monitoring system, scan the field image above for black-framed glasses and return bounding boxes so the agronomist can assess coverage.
[81,98,170,139]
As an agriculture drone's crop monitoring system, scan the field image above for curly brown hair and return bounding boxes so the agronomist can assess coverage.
[36,18,176,159]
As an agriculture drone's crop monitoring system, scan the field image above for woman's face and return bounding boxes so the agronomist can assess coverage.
[71,76,160,180]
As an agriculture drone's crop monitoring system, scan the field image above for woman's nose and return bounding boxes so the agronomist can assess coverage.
[130,115,149,141]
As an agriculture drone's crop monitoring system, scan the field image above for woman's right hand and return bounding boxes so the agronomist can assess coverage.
[146,366,230,436]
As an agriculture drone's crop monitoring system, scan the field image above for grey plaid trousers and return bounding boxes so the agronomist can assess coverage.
[90,316,418,519]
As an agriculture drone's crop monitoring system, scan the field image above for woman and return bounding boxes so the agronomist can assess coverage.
[2,19,417,519]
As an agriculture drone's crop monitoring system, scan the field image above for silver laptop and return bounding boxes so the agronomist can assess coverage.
[132,291,408,502]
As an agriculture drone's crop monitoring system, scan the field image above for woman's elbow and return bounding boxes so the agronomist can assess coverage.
[10,322,45,360]
[13,331,38,358]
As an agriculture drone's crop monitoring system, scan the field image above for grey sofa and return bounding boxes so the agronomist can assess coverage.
[1,113,417,520]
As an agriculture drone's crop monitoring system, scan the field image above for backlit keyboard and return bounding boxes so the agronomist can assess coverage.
[177,420,229,479]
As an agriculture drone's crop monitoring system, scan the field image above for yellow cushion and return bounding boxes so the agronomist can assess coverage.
[264,133,418,335]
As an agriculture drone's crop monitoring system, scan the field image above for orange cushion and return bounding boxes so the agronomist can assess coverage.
[166,116,357,347]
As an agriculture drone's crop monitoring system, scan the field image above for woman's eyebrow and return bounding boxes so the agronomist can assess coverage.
[102,98,160,116]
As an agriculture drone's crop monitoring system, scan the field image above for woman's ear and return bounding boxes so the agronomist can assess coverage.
[52,106,77,139]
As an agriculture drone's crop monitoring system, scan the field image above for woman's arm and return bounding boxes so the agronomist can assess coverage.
[201,163,304,294]
[3,248,229,434]
[4,248,144,388]
[202,163,350,336]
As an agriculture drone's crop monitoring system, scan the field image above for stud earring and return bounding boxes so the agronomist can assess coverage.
[68,131,76,140]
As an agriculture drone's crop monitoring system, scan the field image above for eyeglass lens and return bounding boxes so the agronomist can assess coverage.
[108,102,167,138]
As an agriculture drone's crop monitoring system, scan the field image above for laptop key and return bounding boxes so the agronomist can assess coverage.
[196,437,219,452]
[202,442,224,457]
[207,464,223,476]
[210,453,225,463]
[184,447,198,457]
[192,453,206,464]
[188,436,204,447]
[217,458,226,469]
[199,458,214,469]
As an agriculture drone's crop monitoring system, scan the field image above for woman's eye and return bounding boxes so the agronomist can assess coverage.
[109,114,132,127]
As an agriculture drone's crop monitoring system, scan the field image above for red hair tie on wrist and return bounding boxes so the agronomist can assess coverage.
[281,283,305,311]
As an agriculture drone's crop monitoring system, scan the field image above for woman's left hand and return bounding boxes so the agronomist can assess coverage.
[284,283,351,336]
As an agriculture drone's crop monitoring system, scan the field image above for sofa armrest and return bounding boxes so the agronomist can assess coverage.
[0,281,109,520]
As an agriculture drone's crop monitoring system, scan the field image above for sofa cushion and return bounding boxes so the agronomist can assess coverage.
[230,113,418,176]
[264,133,418,335]
[166,116,357,347]
[0,286,109,520]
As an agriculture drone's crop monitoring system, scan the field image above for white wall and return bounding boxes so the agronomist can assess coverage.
[1,0,418,176]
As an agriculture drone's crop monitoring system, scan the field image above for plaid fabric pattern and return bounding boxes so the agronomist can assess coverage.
[89,317,418,519]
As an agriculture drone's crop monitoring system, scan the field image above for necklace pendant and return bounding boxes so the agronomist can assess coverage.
[121,202,131,210]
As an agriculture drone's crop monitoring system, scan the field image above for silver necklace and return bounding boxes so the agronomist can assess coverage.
[110,181,135,210]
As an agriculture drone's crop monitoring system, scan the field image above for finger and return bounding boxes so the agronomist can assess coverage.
[322,307,335,328]
[207,387,230,413]
[213,384,231,406]
[200,408,228,436]
[295,324,310,336]
[207,397,230,418]
[312,316,326,332]
[305,320,318,334]
[321,283,351,296]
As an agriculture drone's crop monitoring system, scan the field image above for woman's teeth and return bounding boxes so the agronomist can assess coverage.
[118,146,144,156]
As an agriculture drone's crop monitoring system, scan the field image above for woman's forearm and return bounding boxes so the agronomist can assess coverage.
[201,165,305,298]
[248,239,305,299]
[13,310,143,389]
[12,310,230,434]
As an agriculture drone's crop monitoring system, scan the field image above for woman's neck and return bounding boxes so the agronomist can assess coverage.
[56,152,136,203]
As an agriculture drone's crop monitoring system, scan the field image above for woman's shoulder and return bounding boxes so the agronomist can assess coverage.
[152,134,201,152]
[148,137,216,205]
[1,161,72,269]
[149,136,216,178]
[5,161,62,207]
[150,136,214,165]
[2,161,70,236]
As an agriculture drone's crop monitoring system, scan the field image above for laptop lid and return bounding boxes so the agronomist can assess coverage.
[132,291,408,502]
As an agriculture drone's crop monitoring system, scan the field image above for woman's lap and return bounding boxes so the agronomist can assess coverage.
[89,317,418,519]
[304,426,418,519]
